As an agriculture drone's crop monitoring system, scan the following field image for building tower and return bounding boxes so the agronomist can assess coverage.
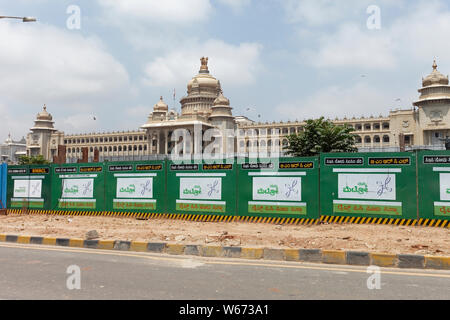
[413,60,450,145]
[209,91,236,155]
[26,105,57,160]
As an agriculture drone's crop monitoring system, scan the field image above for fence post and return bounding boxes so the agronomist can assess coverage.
[0,163,6,209]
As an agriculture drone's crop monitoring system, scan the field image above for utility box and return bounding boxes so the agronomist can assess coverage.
[320,152,418,220]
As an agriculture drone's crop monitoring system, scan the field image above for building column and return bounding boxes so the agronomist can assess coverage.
[164,129,169,155]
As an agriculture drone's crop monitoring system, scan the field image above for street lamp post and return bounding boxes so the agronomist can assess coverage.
[0,16,37,22]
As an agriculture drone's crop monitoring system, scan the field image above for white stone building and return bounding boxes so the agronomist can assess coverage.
[25,59,450,162]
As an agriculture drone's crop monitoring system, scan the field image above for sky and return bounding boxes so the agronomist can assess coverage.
[1,0,450,141]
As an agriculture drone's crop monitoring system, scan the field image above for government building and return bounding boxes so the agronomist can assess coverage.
[24,58,450,163]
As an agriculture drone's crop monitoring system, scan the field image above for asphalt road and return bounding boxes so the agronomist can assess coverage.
[0,242,449,300]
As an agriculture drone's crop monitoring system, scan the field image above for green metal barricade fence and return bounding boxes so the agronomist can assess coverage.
[104,160,166,214]
[167,159,237,217]
[237,157,320,220]
[320,152,418,220]
[7,165,52,211]
[418,150,450,221]
[51,163,105,212]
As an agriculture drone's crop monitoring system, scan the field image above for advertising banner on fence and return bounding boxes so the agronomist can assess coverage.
[320,153,417,219]
[51,164,104,211]
[7,165,51,209]
[168,161,235,216]
[104,161,165,213]
[418,151,450,220]
[238,157,319,219]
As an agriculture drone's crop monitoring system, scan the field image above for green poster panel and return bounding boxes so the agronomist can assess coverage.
[167,159,236,216]
[7,165,52,210]
[104,161,166,213]
[237,157,319,219]
[51,164,105,212]
[320,152,417,220]
[418,151,450,221]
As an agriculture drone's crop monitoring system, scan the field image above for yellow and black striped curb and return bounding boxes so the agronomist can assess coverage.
[0,234,449,270]
[5,209,450,228]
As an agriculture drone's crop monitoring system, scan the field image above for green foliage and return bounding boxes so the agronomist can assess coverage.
[284,117,358,157]
[18,155,50,165]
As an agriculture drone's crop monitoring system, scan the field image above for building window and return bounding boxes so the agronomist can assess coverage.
[355,136,362,144]
[383,123,390,130]
[365,136,371,143]
[355,124,362,131]
[365,124,371,131]
[374,123,380,130]
[374,136,381,143]
[383,135,390,143]
[118,146,122,152]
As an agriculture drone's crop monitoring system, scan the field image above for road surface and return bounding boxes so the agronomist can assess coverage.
[0,242,448,300]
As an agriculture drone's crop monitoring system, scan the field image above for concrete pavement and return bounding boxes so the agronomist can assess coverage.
[0,242,449,300]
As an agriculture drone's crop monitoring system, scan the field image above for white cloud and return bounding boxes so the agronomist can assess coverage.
[284,0,407,26]
[142,39,263,89]
[217,0,251,12]
[304,23,395,69]
[0,104,29,141]
[275,83,395,121]
[0,22,129,105]
[97,0,212,24]
[297,0,450,70]
[56,113,101,134]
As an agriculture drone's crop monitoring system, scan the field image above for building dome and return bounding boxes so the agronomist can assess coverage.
[37,105,53,121]
[154,96,168,111]
[213,92,230,106]
[186,57,221,94]
[422,60,449,87]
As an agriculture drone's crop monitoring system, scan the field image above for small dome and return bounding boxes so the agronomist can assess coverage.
[213,92,230,106]
[423,60,449,87]
[37,105,53,121]
[154,96,168,111]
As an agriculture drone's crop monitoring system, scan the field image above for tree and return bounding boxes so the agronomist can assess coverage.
[284,117,358,157]
[18,155,50,165]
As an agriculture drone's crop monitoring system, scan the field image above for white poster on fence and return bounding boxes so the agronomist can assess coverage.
[180,178,222,200]
[13,180,42,198]
[62,179,94,198]
[252,177,302,202]
[439,173,450,201]
[338,174,396,200]
[116,178,153,199]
